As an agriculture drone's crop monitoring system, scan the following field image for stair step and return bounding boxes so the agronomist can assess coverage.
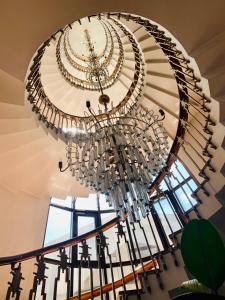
[0,117,38,136]
[0,102,30,119]
[0,69,24,106]
[0,127,45,154]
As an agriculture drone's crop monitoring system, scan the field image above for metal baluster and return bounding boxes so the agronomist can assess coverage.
[164,193,184,228]
[104,239,116,300]
[29,256,48,300]
[78,240,92,300]
[138,219,164,289]
[149,209,169,270]
[186,120,210,142]
[53,248,70,300]
[97,234,106,300]
[131,222,151,293]
[165,176,188,218]
[6,263,24,300]
[117,222,141,299]
[156,198,179,266]
[176,74,202,91]
[184,127,210,156]
[146,213,167,270]
[180,144,208,178]
[116,232,127,295]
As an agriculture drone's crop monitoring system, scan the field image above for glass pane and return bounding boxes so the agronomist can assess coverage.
[175,187,192,212]
[51,196,74,208]
[188,179,198,191]
[170,163,183,184]
[76,194,97,210]
[44,206,72,261]
[78,216,96,260]
[44,206,72,246]
[182,184,198,206]
[166,173,179,188]
[175,160,190,179]
[159,179,168,191]
[154,198,181,240]
[161,198,181,232]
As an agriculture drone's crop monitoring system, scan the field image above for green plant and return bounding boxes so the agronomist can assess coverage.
[181,219,225,294]
[181,279,211,294]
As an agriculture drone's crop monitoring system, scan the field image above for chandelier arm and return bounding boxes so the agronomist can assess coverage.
[58,161,76,172]
[87,106,103,128]
[86,113,165,132]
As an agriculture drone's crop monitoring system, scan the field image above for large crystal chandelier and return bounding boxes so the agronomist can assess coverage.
[63,105,169,222]
[59,28,169,222]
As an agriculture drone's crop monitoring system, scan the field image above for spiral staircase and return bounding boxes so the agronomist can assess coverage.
[0,3,224,300]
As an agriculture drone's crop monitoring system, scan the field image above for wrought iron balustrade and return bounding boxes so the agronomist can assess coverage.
[0,206,185,300]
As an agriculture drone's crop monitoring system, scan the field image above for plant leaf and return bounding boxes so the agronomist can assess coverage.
[181,219,225,291]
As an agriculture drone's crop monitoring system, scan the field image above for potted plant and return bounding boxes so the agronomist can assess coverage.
[172,219,225,299]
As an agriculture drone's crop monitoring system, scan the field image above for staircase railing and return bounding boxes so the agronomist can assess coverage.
[26,21,145,139]
[0,209,182,300]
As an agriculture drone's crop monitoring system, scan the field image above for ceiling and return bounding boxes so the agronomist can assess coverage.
[1,0,225,81]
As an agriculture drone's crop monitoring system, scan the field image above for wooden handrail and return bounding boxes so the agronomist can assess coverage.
[70,259,158,300]
[0,217,120,266]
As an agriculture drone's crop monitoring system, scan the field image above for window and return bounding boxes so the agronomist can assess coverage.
[154,197,182,241]
[75,193,98,210]
[44,206,72,246]
[156,159,199,213]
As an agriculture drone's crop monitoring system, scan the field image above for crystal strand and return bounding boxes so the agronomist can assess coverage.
[133,200,140,221]
[104,171,110,190]
[113,148,119,163]
[79,164,83,180]
[93,145,98,160]
[125,162,133,180]
[131,163,139,179]
[102,137,106,154]
[105,151,110,168]
[118,164,125,180]
[127,147,135,162]
[109,135,115,148]
[111,189,119,211]
[127,181,136,202]
[119,181,127,201]
[100,156,105,174]
[139,201,147,218]
[110,166,117,183]
[114,132,122,146]
[117,185,124,208]
[89,148,94,167]
[98,140,102,156]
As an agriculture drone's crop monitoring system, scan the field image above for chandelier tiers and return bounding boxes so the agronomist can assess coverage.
[59,101,169,222]
[57,20,125,91]
[58,26,169,222]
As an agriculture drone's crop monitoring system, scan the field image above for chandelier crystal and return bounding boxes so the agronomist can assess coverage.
[64,105,169,222]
